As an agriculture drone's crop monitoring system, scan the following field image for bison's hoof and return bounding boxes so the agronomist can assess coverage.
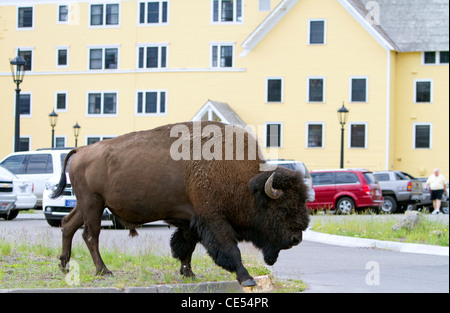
[59,264,69,274]
[240,279,257,287]
[98,269,114,277]
[180,265,196,278]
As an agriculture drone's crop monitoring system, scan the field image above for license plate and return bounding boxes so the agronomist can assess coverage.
[65,199,77,207]
[1,202,11,211]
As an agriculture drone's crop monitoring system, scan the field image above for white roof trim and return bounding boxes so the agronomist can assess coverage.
[240,0,299,57]
[338,0,397,51]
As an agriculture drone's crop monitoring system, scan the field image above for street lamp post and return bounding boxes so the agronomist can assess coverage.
[337,102,349,169]
[9,51,27,152]
[73,122,81,147]
[49,110,59,148]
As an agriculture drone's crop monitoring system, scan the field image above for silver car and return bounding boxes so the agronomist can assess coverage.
[266,159,315,203]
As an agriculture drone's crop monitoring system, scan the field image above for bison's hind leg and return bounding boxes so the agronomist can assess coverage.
[169,220,200,278]
[59,206,83,274]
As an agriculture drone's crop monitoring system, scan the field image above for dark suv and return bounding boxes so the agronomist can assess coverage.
[308,169,384,214]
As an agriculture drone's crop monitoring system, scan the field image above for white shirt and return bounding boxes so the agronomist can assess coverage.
[426,174,446,190]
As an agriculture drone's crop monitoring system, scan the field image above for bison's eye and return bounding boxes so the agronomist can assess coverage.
[277,205,288,218]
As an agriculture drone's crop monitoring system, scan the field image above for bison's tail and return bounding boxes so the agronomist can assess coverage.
[50,148,78,199]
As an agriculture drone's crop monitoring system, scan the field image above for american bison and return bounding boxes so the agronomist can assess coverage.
[51,121,309,286]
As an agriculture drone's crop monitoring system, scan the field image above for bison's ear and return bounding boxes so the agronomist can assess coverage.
[249,171,284,200]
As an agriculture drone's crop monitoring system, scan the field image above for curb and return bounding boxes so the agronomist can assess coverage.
[303,229,449,256]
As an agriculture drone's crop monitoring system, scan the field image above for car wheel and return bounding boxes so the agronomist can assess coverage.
[380,195,397,214]
[336,197,355,215]
[2,210,19,220]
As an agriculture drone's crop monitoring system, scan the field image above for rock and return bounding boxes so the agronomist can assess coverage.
[392,211,422,231]
[242,275,274,293]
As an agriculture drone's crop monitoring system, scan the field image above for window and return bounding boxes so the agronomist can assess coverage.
[414,123,432,149]
[136,90,167,115]
[311,172,334,186]
[308,77,325,102]
[307,123,324,148]
[89,47,119,70]
[137,44,168,69]
[55,137,66,148]
[414,80,433,103]
[350,123,367,148]
[212,0,243,23]
[55,92,67,111]
[266,78,283,103]
[308,20,325,44]
[265,122,282,148]
[58,5,68,23]
[87,136,115,145]
[374,173,389,182]
[139,1,168,25]
[26,154,53,174]
[56,48,68,67]
[211,44,234,68]
[18,93,31,116]
[336,172,359,184]
[18,7,33,28]
[18,50,32,71]
[90,3,119,26]
[87,92,117,116]
[350,77,368,102]
[423,51,449,65]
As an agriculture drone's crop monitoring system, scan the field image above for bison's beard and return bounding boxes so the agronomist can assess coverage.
[262,247,280,266]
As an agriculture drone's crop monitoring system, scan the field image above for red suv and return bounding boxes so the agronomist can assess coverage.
[308,169,384,214]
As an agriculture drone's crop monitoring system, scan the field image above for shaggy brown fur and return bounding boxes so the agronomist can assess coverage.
[52,121,310,286]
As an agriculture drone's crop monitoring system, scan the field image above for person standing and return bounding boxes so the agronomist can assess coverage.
[425,168,447,214]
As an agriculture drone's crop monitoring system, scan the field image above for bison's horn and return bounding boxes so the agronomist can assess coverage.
[264,172,283,200]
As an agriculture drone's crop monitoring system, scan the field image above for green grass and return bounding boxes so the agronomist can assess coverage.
[311,215,449,247]
[0,241,304,292]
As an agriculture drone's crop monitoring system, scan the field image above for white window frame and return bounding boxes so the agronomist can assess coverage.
[57,4,69,24]
[86,91,119,117]
[137,1,169,26]
[17,6,34,31]
[136,43,169,70]
[308,19,326,45]
[306,122,325,148]
[210,42,235,68]
[307,76,326,103]
[87,45,120,71]
[413,123,433,149]
[265,77,284,103]
[349,76,368,103]
[135,90,168,116]
[348,122,368,149]
[264,122,283,148]
[414,79,433,103]
[55,91,68,113]
[56,46,69,68]
[54,136,67,148]
[89,2,121,28]
[211,0,244,25]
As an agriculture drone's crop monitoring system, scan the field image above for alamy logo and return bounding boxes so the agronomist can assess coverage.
[365,1,380,26]
[169,122,279,170]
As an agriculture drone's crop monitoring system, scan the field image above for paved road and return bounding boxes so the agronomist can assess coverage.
[1,213,448,293]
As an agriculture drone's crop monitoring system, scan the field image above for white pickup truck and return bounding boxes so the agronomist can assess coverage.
[373,171,423,213]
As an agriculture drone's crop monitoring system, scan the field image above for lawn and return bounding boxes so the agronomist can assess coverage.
[310,214,449,247]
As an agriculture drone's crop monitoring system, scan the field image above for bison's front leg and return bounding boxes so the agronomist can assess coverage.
[196,218,257,287]
[170,223,199,278]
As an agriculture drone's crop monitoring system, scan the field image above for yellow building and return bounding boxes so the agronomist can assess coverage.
[0,0,448,178]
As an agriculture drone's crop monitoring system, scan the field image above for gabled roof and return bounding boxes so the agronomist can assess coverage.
[240,0,448,54]
[191,100,247,129]
[358,0,449,52]
[240,0,299,57]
